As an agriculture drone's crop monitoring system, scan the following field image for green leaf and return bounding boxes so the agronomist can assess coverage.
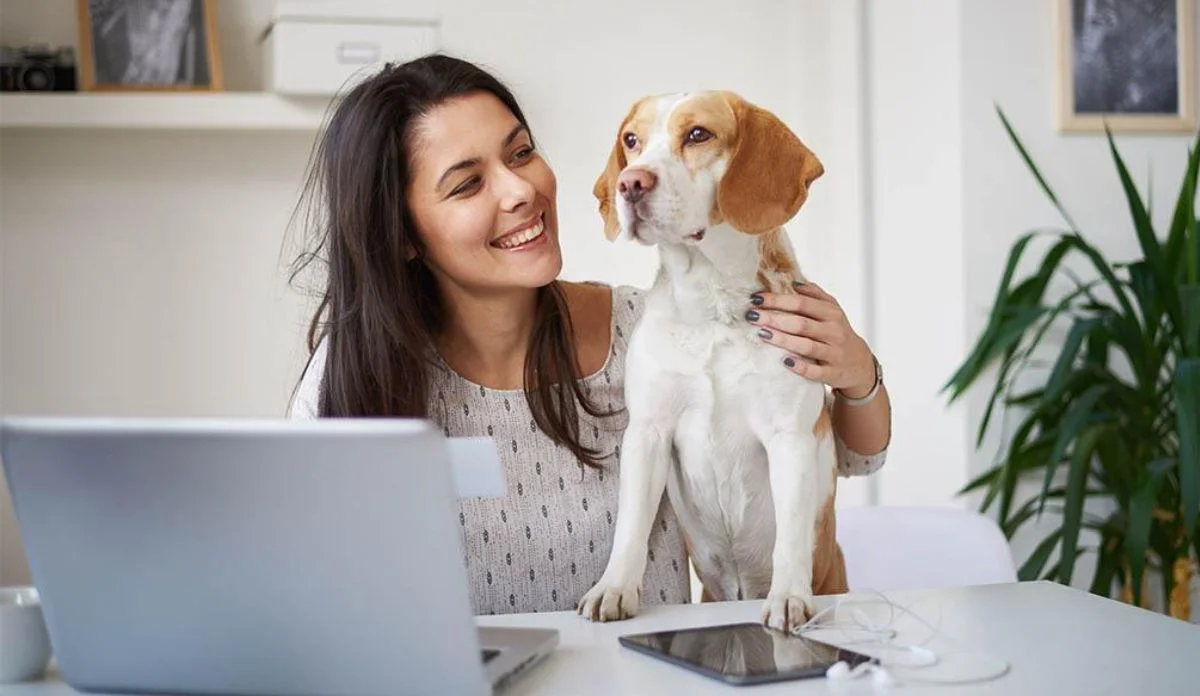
[999,414,1058,523]
[1181,285,1200,356]
[977,277,1106,448]
[1002,485,1107,538]
[997,107,1079,232]
[1176,358,1200,537]
[1126,262,1160,336]
[960,466,1001,497]
[1125,458,1172,606]
[1059,426,1104,585]
[1107,126,1176,328]
[1040,385,1108,516]
[943,231,1039,397]
[1089,527,1123,598]
[1019,530,1063,581]
[1045,318,1103,400]
[1065,235,1141,334]
[1163,132,1200,282]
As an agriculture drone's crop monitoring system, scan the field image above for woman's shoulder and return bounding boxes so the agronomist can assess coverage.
[565,280,647,322]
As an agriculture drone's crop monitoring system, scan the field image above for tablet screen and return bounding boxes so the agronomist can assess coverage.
[619,622,870,683]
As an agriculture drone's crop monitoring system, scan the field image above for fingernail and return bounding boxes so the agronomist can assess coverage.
[757,328,773,339]
[783,357,796,368]
[749,293,763,306]
[745,309,760,322]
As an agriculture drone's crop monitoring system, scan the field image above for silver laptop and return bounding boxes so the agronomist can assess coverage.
[0,417,558,695]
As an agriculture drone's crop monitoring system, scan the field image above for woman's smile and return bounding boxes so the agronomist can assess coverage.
[492,211,547,251]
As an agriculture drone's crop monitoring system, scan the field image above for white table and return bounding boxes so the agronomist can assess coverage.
[9,581,1200,695]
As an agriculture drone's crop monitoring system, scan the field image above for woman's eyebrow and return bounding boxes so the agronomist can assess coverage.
[435,124,528,191]
[437,158,479,190]
[502,123,526,146]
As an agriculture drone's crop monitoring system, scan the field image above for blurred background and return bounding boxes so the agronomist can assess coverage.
[1,0,1197,618]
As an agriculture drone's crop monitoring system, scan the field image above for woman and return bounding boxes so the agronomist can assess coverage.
[288,54,892,615]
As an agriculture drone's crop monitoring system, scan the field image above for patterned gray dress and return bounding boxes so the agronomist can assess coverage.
[290,284,886,615]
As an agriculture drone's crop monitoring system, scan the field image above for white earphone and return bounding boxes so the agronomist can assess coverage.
[793,590,1011,690]
[825,660,895,688]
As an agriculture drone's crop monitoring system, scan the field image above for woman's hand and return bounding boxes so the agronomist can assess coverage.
[746,281,877,398]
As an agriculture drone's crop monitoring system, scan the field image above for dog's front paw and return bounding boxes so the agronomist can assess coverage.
[577,579,641,622]
[761,590,815,633]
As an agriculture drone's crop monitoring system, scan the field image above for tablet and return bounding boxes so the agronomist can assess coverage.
[618,622,872,686]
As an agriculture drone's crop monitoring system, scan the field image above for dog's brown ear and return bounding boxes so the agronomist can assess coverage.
[592,133,627,242]
[716,93,823,234]
[595,99,651,241]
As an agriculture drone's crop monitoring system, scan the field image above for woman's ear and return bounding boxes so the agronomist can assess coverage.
[716,93,824,234]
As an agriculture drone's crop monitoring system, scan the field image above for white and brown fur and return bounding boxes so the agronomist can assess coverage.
[577,91,846,632]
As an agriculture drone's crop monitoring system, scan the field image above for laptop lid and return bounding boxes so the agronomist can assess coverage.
[0,417,493,696]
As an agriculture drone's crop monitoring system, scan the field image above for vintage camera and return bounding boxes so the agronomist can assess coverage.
[0,44,78,92]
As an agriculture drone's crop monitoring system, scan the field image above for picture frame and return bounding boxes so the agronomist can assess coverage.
[1055,0,1195,133]
[76,0,223,92]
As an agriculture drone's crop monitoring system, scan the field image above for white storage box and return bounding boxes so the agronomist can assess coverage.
[261,1,440,96]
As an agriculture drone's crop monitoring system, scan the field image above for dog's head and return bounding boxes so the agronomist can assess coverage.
[593,91,823,245]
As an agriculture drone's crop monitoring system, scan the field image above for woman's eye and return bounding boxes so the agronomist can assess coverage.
[451,176,481,197]
[512,145,535,162]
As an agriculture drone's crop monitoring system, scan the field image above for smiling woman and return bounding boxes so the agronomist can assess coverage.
[286,54,693,615]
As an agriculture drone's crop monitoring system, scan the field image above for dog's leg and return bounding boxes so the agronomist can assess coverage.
[577,417,674,621]
[759,427,832,632]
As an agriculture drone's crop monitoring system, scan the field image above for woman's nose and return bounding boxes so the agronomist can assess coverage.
[497,169,536,209]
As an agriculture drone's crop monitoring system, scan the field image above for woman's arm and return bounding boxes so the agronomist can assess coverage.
[832,373,891,456]
[747,281,891,458]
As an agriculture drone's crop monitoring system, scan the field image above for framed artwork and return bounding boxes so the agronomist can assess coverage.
[1055,0,1195,133]
[76,0,223,91]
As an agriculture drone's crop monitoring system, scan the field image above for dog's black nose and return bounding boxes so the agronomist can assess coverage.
[618,166,657,203]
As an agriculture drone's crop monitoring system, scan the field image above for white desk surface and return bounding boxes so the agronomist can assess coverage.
[9,581,1199,695]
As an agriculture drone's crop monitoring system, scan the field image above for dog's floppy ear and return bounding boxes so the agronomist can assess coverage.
[592,133,627,242]
[716,93,824,234]
[594,100,649,241]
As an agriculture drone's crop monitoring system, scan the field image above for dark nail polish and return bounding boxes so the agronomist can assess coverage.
[783,357,796,368]
[757,328,773,339]
[750,294,763,306]
[745,309,760,322]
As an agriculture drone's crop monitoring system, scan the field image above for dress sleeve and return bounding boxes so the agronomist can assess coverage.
[288,337,328,419]
[827,389,888,477]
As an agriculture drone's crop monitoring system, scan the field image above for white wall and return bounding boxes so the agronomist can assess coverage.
[866,0,970,509]
[0,0,871,584]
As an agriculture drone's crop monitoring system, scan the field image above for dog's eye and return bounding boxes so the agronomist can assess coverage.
[686,127,713,144]
[622,132,639,149]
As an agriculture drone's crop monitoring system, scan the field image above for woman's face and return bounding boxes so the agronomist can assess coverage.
[406,92,561,296]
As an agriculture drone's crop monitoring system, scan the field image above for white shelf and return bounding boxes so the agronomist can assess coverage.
[0,93,334,131]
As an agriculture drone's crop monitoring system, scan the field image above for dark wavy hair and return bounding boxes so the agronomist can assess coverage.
[289,54,611,467]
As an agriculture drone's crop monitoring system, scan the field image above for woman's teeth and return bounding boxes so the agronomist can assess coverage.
[493,218,545,249]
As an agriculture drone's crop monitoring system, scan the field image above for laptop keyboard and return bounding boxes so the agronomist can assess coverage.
[482,648,501,663]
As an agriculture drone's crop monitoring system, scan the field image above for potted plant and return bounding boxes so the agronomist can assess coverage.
[944,107,1200,619]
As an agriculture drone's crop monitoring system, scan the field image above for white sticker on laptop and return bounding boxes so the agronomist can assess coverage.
[446,437,506,499]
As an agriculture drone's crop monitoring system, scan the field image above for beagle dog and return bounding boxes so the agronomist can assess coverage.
[577,91,844,632]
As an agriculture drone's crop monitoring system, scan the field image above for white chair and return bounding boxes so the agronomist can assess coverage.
[835,506,1018,592]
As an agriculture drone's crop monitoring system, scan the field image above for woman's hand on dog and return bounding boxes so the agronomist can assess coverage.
[746,282,877,399]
